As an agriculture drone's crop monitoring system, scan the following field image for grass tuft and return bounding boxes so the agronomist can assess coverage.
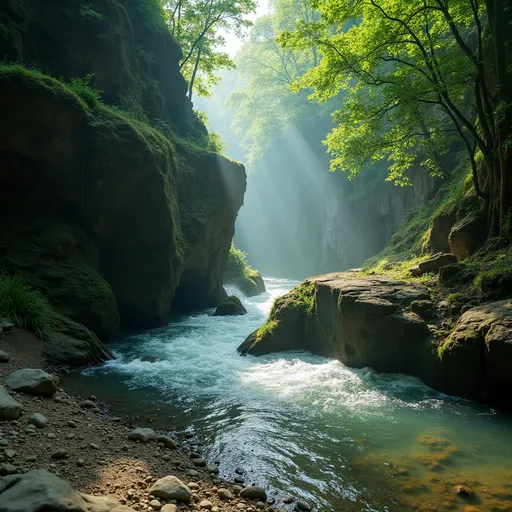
[0,275,54,340]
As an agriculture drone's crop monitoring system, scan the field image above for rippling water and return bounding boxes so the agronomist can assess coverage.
[66,278,512,511]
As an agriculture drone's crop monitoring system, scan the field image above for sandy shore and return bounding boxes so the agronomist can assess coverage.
[0,328,303,512]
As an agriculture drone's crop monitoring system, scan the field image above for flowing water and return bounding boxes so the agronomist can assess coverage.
[65,278,512,512]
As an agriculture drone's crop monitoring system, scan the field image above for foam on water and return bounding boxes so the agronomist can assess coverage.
[71,278,512,511]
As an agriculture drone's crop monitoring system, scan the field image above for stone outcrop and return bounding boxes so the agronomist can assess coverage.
[0,0,246,341]
[0,470,136,511]
[214,296,247,316]
[448,211,487,260]
[430,300,512,400]
[240,273,512,403]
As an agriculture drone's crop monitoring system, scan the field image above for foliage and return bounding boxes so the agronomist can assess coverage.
[68,74,102,107]
[165,0,256,99]
[226,0,327,165]
[256,319,278,340]
[78,2,103,21]
[446,292,463,306]
[226,244,259,280]
[0,275,54,340]
[279,0,485,186]
[290,281,316,318]
[474,263,512,295]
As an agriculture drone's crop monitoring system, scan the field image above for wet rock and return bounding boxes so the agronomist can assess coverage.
[5,369,59,397]
[234,476,244,483]
[296,501,312,511]
[149,476,191,501]
[256,502,265,509]
[0,385,22,421]
[156,435,177,449]
[128,428,156,443]
[28,413,47,429]
[80,400,96,409]
[453,485,472,497]
[206,464,219,474]
[192,457,207,467]
[213,296,247,316]
[232,485,243,495]
[239,486,267,500]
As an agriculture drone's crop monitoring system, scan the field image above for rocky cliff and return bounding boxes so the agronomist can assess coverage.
[0,0,246,356]
[233,117,438,278]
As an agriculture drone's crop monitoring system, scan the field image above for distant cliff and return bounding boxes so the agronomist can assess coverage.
[0,0,246,351]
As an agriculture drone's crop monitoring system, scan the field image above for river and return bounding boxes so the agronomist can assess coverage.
[65,277,512,511]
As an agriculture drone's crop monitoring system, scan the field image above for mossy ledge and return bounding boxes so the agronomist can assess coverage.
[0,61,245,345]
[224,245,266,297]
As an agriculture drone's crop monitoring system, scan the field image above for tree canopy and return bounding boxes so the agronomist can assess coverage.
[279,0,512,235]
[166,0,256,99]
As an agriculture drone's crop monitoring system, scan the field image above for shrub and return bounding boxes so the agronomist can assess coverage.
[68,74,102,107]
[0,275,54,340]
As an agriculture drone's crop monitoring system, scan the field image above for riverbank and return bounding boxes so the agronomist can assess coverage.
[0,327,295,512]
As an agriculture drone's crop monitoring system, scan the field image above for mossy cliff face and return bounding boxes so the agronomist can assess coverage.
[239,273,512,404]
[0,0,246,339]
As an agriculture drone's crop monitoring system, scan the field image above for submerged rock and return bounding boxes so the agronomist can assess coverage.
[5,369,59,397]
[213,296,247,316]
[239,486,267,500]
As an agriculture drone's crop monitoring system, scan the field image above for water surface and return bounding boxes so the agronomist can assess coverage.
[66,278,512,511]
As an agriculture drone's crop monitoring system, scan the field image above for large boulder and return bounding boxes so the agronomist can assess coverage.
[448,211,487,260]
[0,385,22,421]
[5,369,59,397]
[428,300,512,400]
[418,253,458,274]
[213,296,247,316]
[0,469,135,511]
[427,211,456,253]
[240,274,432,375]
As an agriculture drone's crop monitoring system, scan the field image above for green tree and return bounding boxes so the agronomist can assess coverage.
[226,0,324,164]
[280,0,512,236]
[167,0,256,99]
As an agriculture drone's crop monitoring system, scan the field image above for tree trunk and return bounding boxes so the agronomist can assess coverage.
[188,44,202,100]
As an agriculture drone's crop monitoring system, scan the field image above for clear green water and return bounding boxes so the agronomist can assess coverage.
[66,278,512,512]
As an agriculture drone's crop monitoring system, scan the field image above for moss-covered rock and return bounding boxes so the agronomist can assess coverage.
[224,246,265,297]
[0,62,245,332]
[213,296,247,316]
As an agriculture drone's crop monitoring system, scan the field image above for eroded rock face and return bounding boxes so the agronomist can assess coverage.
[240,274,432,375]
[0,28,246,333]
[430,300,512,400]
[240,274,512,402]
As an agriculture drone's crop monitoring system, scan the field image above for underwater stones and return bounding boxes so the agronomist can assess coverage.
[5,369,58,397]
[453,485,472,497]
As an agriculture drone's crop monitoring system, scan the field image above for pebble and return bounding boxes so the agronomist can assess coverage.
[188,483,200,490]
[187,469,199,477]
[47,433,57,439]
[0,463,17,475]
[234,476,244,483]
[192,458,207,467]
[4,449,16,459]
[218,488,234,500]
[51,449,70,459]
[239,486,267,501]
[232,485,243,495]
[0,439,7,447]
[161,505,178,512]
[296,502,312,511]
[80,400,96,409]
[28,412,47,428]
[90,443,99,450]
[67,420,77,428]
[256,502,265,509]
[0,350,10,362]
[199,499,213,510]
[149,499,162,510]
[76,458,85,467]
[26,455,37,462]
[206,464,219,474]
